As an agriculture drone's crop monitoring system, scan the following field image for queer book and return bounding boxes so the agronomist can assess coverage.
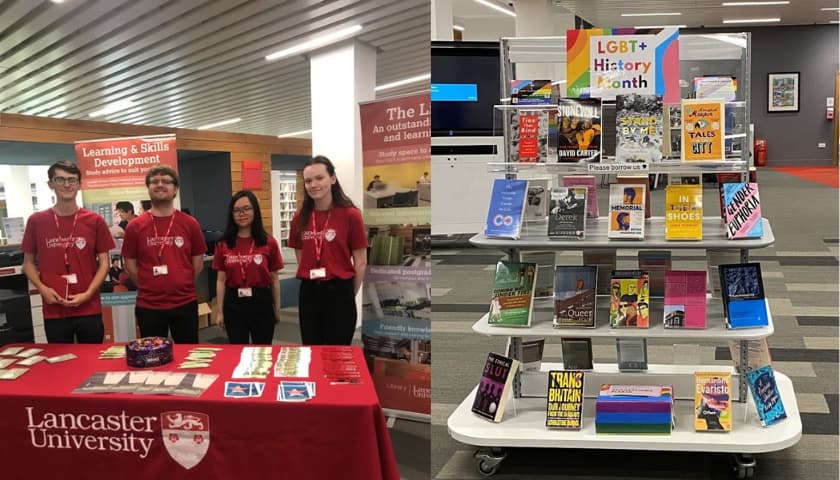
[562,175,599,218]
[681,99,725,161]
[747,365,787,427]
[664,184,703,240]
[608,184,646,240]
[471,353,520,422]
[553,266,597,327]
[609,270,650,328]
[488,261,537,327]
[548,187,587,239]
[723,182,763,239]
[510,80,552,105]
[524,178,550,222]
[485,179,528,239]
[694,371,732,432]
[557,98,602,162]
[719,263,769,329]
[664,271,707,329]
[615,94,664,163]
[512,110,549,162]
[617,175,651,218]
[546,370,584,429]
[561,338,594,370]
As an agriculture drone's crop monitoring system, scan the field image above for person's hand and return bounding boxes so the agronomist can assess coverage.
[39,286,65,305]
[64,291,93,307]
[273,307,282,325]
[216,311,225,331]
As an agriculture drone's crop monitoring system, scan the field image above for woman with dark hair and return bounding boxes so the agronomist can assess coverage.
[288,155,368,345]
[212,190,283,344]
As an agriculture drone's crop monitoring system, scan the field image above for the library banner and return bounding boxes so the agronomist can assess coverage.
[75,134,178,342]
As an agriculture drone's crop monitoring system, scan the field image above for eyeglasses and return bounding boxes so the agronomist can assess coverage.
[149,178,175,185]
[232,206,254,215]
[51,176,79,186]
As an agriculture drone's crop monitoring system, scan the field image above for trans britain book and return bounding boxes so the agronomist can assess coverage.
[608,184,646,240]
[746,365,787,427]
[488,261,537,328]
[485,179,528,239]
[557,98,602,162]
[615,94,664,164]
[471,352,520,422]
[546,370,585,429]
[548,187,587,239]
[694,371,732,432]
[723,182,763,239]
[665,184,703,240]
[553,266,597,328]
[719,263,769,329]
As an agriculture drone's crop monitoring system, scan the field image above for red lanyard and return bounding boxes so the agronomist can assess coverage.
[237,239,256,286]
[150,211,177,263]
[311,210,331,267]
[52,208,79,273]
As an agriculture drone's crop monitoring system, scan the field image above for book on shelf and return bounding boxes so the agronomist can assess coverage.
[553,266,597,328]
[485,179,528,239]
[719,263,769,329]
[556,98,602,162]
[616,338,648,371]
[519,251,555,298]
[664,184,703,240]
[584,250,616,295]
[561,338,594,370]
[728,338,773,372]
[562,175,599,218]
[681,99,726,162]
[663,270,707,329]
[609,270,650,328]
[512,110,550,162]
[716,171,757,218]
[595,384,674,434]
[615,94,664,163]
[524,178,550,222]
[723,182,763,239]
[746,364,787,427]
[548,187,587,239]
[546,370,585,430]
[510,80,552,105]
[471,352,520,423]
[694,371,732,432]
[617,175,651,219]
[607,184,646,240]
[507,337,545,372]
[706,250,742,298]
[638,250,671,297]
[488,260,537,328]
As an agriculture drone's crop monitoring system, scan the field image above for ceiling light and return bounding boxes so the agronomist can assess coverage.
[473,0,516,17]
[266,24,363,61]
[196,118,241,130]
[277,129,312,138]
[621,12,682,17]
[634,25,687,29]
[821,7,840,10]
[453,24,465,31]
[721,1,789,5]
[375,74,431,92]
[89,99,136,117]
[722,17,781,23]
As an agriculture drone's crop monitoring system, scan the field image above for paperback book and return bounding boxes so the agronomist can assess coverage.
[615,94,664,163]
[664,271,707,329]
[723,182,763,239]
[560,338,594,370]
[681,99,726,162]
[716,171,757,218]
[609,270,650,328]
[664,184,703,240]
[719,263,769,329]
[746,364,787,427]
[548,187,587,239]
[545,370,585,429]
[524,178,550,222]
[553,266,597,328]
[485,179,529,239]
[616,175,651,219]
[488,261,537,327]
[607,184,646,240]
[557,98,602,162]
[694,371,732,432]
[512,110,549,162]
[616,338,648,371]
[562,175,599,218]
[471,352,520,422]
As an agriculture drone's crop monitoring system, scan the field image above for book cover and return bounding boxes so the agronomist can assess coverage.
[616,338,648,371]
[681,99,726,162]
[562,175,599,218]
[608,184,645,239]
[716,170,758,219]
[561,338,594,370]
[638,250,671,297]
[664,271,707,329]
[694,371,732,432]
[728,338,773,372]
[519,251,555,298]
[546,370,585,429]
[510,80,552,105]
[553,266,597,328]
[615,94,664,163]
[511,110,549,162]
[664,184,703,240]
[719,263,769,329]
[746,365,787,427]
[609,270,650,328]
[548,187,587,239]
[524,178,550,222]
[485,179,528,239]
[723,182,763,239]
[488,261,537,327]
[584,250,616,295]
[556,98,602,162]
[617,175,651,218]
[471,353,521,422]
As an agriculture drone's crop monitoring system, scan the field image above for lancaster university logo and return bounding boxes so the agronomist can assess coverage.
[75,237,86,250]
[161,411,209,469]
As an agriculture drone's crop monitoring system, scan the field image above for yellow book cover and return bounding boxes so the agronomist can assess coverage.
[665,185,703,240]
[681,99,725,162]
[694,371,732,432]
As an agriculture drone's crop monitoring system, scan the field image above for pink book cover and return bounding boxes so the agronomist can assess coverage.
[562,175,598,218]
[664,271,707,329]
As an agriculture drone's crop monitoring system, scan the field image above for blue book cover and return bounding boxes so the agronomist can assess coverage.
[747,365,787,427]
[485,179,528,239]
[719,263,769,329]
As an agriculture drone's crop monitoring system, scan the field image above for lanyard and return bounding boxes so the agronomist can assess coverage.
[310,210,331,267]
[237,239,256,287]
[52,208,79,273]
[150,211,177,263]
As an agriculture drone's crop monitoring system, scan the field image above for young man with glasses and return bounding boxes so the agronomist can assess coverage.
[21,161,115,343]
[121,165,207,343]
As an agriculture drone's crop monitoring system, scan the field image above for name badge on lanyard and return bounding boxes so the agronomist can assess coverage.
[310,210,331,280]
[237,287,253,297]
[151,212,176,277]
[62,273,78,284]
[153,265,169,276]
[309,268,326,280]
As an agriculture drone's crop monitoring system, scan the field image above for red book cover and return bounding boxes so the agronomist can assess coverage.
[518,114,540,161]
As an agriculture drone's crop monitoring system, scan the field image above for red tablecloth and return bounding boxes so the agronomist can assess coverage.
[0,343,400,479]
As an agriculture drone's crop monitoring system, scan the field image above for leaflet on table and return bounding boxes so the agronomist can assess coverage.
[179,347,221,369]
[321,347,363,384]
[273,346,312,378]
[277,381,318,402]
[73,371,218,397]
[233,346,275,378]
[225,381,266,398]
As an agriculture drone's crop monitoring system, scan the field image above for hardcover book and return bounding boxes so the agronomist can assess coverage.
[664,271,707,329]
[471,353,520,422]
[519,251,555,298]
[723,182,763,239]
[562,175,599,218]
[546,370,585,429]
[746,364,787,427]
[615,94,664,163]
[561,338,594,370]
[694,371,732,432]
[485,179,528,239]
[616,338,648,371]
[681,98,726,162]
[488,261,537,328]
[664,184,703,240]
[512,110,549,162]
[548,187,587,239]
[556,98,602,162]
[719,263,769,329]
[553,266,597,328]
[510,80,552,105]
[524,178,550,222]
[617,174,651,218]
[609,270,650,328]
[608,184,646,240]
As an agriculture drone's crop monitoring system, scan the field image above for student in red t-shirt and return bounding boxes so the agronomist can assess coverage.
[121,166,207,343]
[22,161,115,343]
[288,156,368,345]
[212,190,283,344]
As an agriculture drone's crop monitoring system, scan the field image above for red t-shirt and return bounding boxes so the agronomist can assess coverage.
[287,206,367,280]
[121,211,207,309]
[21,208,115,319]
[212,235,283,288]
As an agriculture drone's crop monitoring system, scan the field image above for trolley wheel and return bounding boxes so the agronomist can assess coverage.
[473,448,507,477]
[732,453,756,479]
[477,459,500,477]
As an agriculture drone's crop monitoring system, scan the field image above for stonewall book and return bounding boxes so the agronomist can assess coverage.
[548,187,587,239]
[681,99,725,162]
[609,270,650,328]
[471,352,520,422]
[694,371,732,432]
[608,184,646,240]
[553,266,597,327]
[546,370,585,429]
[664,184,703,240]
[557,98,602,162]
[562,175,599,218]
[615,94,664,163]
[719,263,769,329]
[488,260,537,327]
[747,365,787,427]
[485,179,528,239]
[723,182,763,239]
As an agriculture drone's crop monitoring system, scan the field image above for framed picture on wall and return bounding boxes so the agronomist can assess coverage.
[767,72,800,112]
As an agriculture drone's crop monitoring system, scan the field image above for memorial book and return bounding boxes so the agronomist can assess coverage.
[615,93,664,163]
[664,184,703,240]
[556,98,602,162]
[747,365,787,427]
[488,260,537,328]
[519,251,555,298]
[524,178,550,222]
[485,179,528,239]
[664,270,707,329]
[553,265,597,328]
[723,182,763,239]
[609,270,650,328]
[562,175,599,218]
[548,186,587,239]
[694,371,732,432]
[471,353,520,423]
[719,263,769,329]
[546,370,584,430]
[607,184,646,240]
[616,338,648,371]
[617,174,651,218]
[560,338,594,370]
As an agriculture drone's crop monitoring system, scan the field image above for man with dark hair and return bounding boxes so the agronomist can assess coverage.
[121,165,206,343]
[21,161,115,343]
[112,201,137,238]
[140,200,151,213]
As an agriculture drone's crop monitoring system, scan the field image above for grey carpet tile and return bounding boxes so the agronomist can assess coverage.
[797,316,840,326]
[714,346,838,363]
[787,291,840,307]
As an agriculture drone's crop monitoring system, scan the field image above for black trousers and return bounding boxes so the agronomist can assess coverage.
[135,300,198,344]
[298,278,356,345]
[223,287,275,345]
[44,314,104,344]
